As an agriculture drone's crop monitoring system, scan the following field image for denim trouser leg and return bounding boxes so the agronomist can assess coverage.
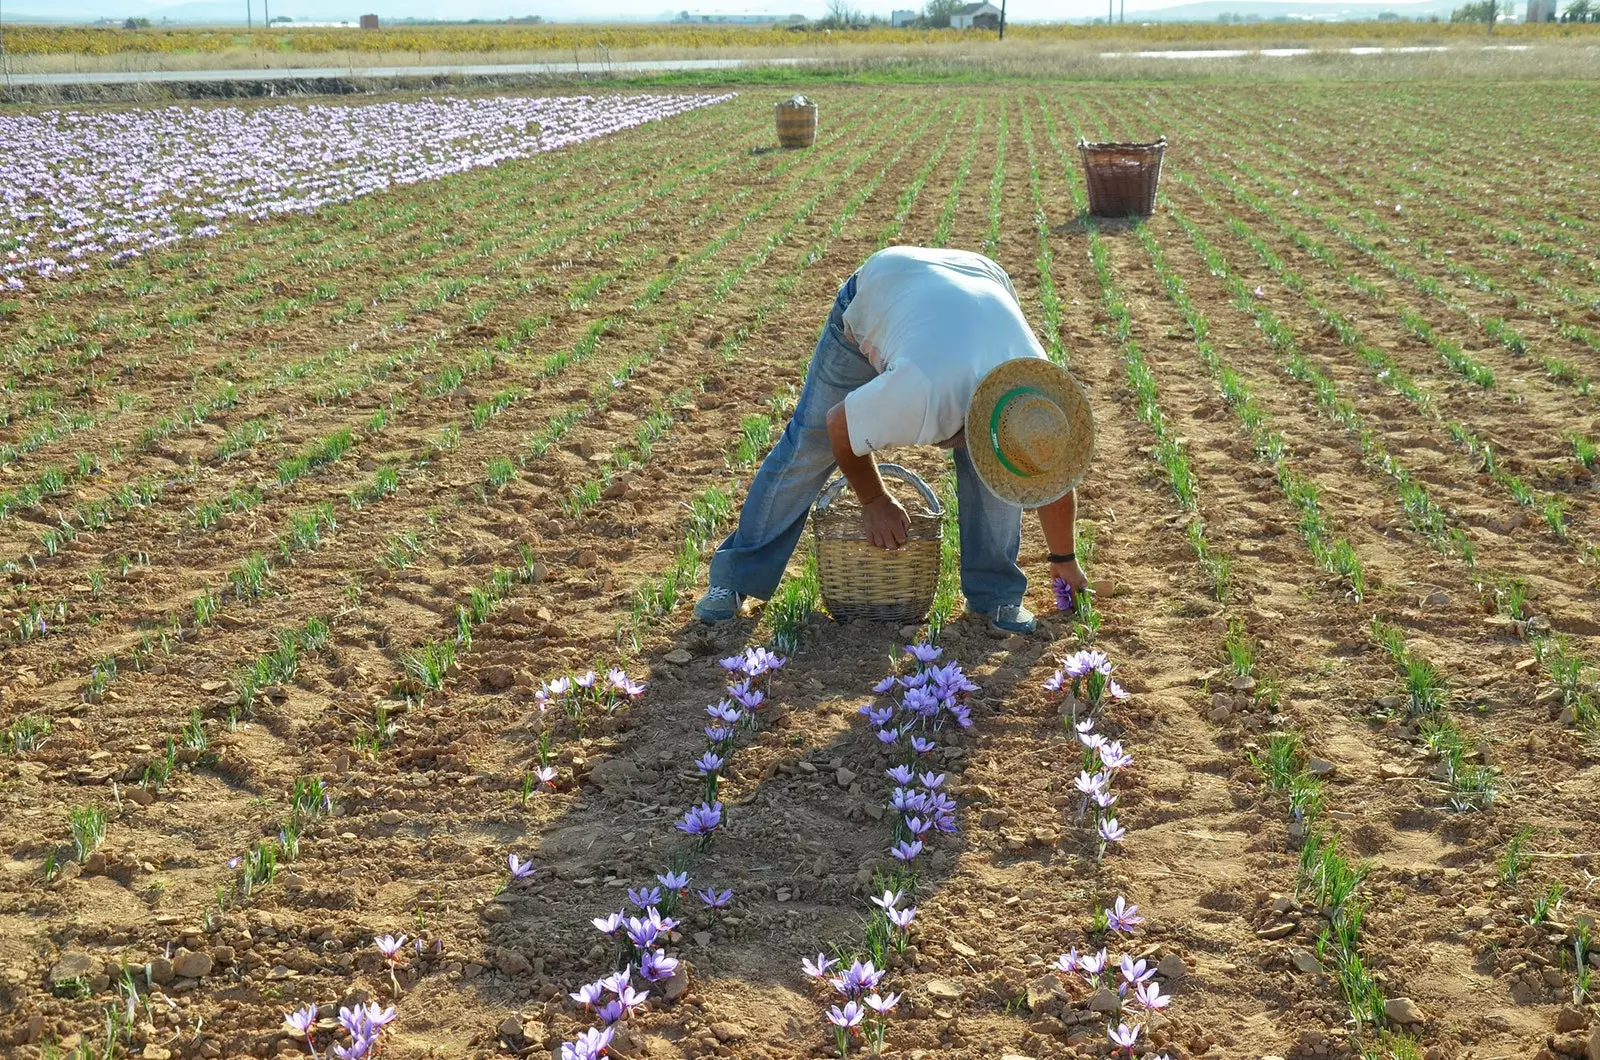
[708,293,877,601]
[952,445,1026,613]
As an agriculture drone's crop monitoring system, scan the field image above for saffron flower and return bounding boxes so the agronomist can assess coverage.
[908,735,936,755]
[1119,954,1156,987]
[607,668,646,698]
[657,870,689,892]
[283,1004,318,1037]
[596,999,624,1024]
[534,765,558,788]
[1052,576,1076,612]
[560,1025,615,1060]
[826,1001,865,1028]
[628,886,662,910]
[1134,980,1170,1011]
[570,980,605,1007]
[694,751,724,775]
[592,911,625,935]
[1106,896,1144,934]
[374,934,408,964]
[624,915,661,949]
[886,905,916,930]
[1108,1022,1142,1052]
[640,949,679,982]
[829,959,884,997]
[1054,948,1080,973]
[1079,948,1109,982]
[676,801,723,837]
[905,643,943,663]
[917,771,945,789]
[1098,817,1127,846]
[889,839,923,862]
[875,727,901,745]
[575,670,598,691]
[873,675,898,694]
[802,953,838,979]
[704,724,734,744]
[507,854,535,880]
[697,886,733,908]
[1100,741,1134,771]
[864,991,901,1014]
[885,764,914,785]
[617,983,650,1013]
[869,889,903,911]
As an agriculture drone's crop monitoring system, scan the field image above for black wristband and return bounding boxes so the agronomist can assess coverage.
[1048,552,1076,564]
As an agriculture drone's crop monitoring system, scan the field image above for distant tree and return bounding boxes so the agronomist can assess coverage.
[1562,0,1592,20]
[269,14,292,22]
[923,0,963,28]
[1376,9,1403,18]
[823,0,865,26]
[123,16,151,28]
[1450,0,1495,21]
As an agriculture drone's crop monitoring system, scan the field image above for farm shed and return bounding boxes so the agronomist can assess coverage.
[359,13,379,29]
[951,2,1001,28]
[892,9,917,26]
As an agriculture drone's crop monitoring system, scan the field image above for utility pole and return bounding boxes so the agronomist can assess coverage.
[1120,0,1125,20]
[246,0,252,30]
[0,0,10,91]
[998,0,1006,38]
[1108,0,1112,21]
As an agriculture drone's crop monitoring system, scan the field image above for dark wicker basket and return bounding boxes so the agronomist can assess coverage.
[775,97,818,149]
[1078,137,1167,218]
[813,464,942,625]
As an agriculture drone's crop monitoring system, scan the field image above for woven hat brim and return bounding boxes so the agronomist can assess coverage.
[965,357,1095,509]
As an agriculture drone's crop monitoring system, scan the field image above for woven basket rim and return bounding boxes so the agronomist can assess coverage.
[1077,136,1167,152]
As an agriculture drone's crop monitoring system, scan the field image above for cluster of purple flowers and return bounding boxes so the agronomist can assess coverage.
[1043,648,1130,721]
[282,1001,396,1060]
[537,667,647,719]
[802,955,901,1055]
[1050,897,1176,1057]
[563,867,731,1056]
[673,646,786,844]
[1073,717,1135,859]
[0,94,735,288]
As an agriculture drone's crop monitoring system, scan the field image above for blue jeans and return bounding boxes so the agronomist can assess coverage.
[707,276,1026,612]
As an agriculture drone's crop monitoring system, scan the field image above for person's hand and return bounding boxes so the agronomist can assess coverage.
[860,494,911,550]
[1051,559,1089,593]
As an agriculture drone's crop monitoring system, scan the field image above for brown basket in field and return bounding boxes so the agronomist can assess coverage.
[813,464,943,625]
[1078,137,1167,218]
[775,95,818,149]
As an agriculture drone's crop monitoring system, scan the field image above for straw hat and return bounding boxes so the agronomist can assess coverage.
[965,357,1095,508]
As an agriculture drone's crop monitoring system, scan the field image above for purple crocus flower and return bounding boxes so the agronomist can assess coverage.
[1079,948,1109,980]
[676,801,723,837]
[640,949,679,982]
[507,854,535,880]
[373,935,407,964]
[885,764,914,785]
[283,1004,318,1037]
[864,991,901,1014]
[694,751,724,775]
[1107,896,1144,934]
[903,816,933,837]
[917,771,945,789]
[718,654,745,673]
[889,839,923,862]
[872,675,898,694]
[657,870,689,892]
[1075,770,1109,797]
[1108,1022,1142,1052]
[905,643,943,663]
[1108,679,1131,701]
[949,704,973,728]
[1120,954,1156,987]
[886,905,916,930]
[1054,948,1080,973]
[570,980,605,1007]
[727,681,764,710]
[826,1001,864,1028]
[534,765,558,788]
[624,916,660,949]
[869,889,903,911]
[628,886,662,910]
[560,1026,615,1060]
[1098,817,1127,846]
[933,812,959,834]
[704,724,734,744]
[607,667,646,697]
[574,670,598,691]
[1100,741,1134,771]
[596,999,624,1024]
[601,967,632,995]
[829,959,884,997]
[866,706,895,727]
[875,727,901,745]
[1135,980,1169,1010]
[592,911,625,935]
[706,701,741,723]
[697,886,733,908]
[1052,576,1076,612]
[909,735,937,755]
[617,983,649,1013]
[802,953,838,979]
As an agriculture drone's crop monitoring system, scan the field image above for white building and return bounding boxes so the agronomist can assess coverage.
[892,8,917,25]
[950,2,1002,28]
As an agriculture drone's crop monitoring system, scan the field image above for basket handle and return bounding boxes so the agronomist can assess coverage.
[814,462,943,516]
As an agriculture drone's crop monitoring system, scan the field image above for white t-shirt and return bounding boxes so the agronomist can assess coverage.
[840,247,1047,457]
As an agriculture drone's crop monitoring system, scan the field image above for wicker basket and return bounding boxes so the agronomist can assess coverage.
[1078,137,1167,218]
[775,96,818,149]
[813,464,943,625]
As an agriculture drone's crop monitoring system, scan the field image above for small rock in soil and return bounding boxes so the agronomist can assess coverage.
[1306,757,1336,776]
[1288,947,1323,974]
[498,1015,523,1039]
[50,951,97,983]
[146,957,173,985]
[1255,922,1296,941]
[171,950,213,979]
[663,649,693,665]
[1383,996,1424,1025]
[1554,1007,1587,1033]
[710,1022,747,1043]
[1087,987,1119,1013]
[1156,953,1187,980]
[924,978,963,1000]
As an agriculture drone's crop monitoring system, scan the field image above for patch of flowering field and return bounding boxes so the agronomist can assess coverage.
[0,92,734,288]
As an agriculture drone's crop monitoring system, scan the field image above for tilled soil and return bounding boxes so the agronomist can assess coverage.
[1,83,1598,1060]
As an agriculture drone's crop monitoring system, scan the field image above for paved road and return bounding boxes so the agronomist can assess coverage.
[0,56,811,87]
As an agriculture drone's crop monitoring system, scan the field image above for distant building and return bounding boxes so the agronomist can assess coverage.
[892,8,917,25]
[950,2,1002,28]
[359,13,380,29]
[1526,0,1556,19]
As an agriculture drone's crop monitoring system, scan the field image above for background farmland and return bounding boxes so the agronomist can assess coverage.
[1,71,1599,1060]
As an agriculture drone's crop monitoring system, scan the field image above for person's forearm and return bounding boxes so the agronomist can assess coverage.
[826,404,887,504]
[1039,490,1078,556]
